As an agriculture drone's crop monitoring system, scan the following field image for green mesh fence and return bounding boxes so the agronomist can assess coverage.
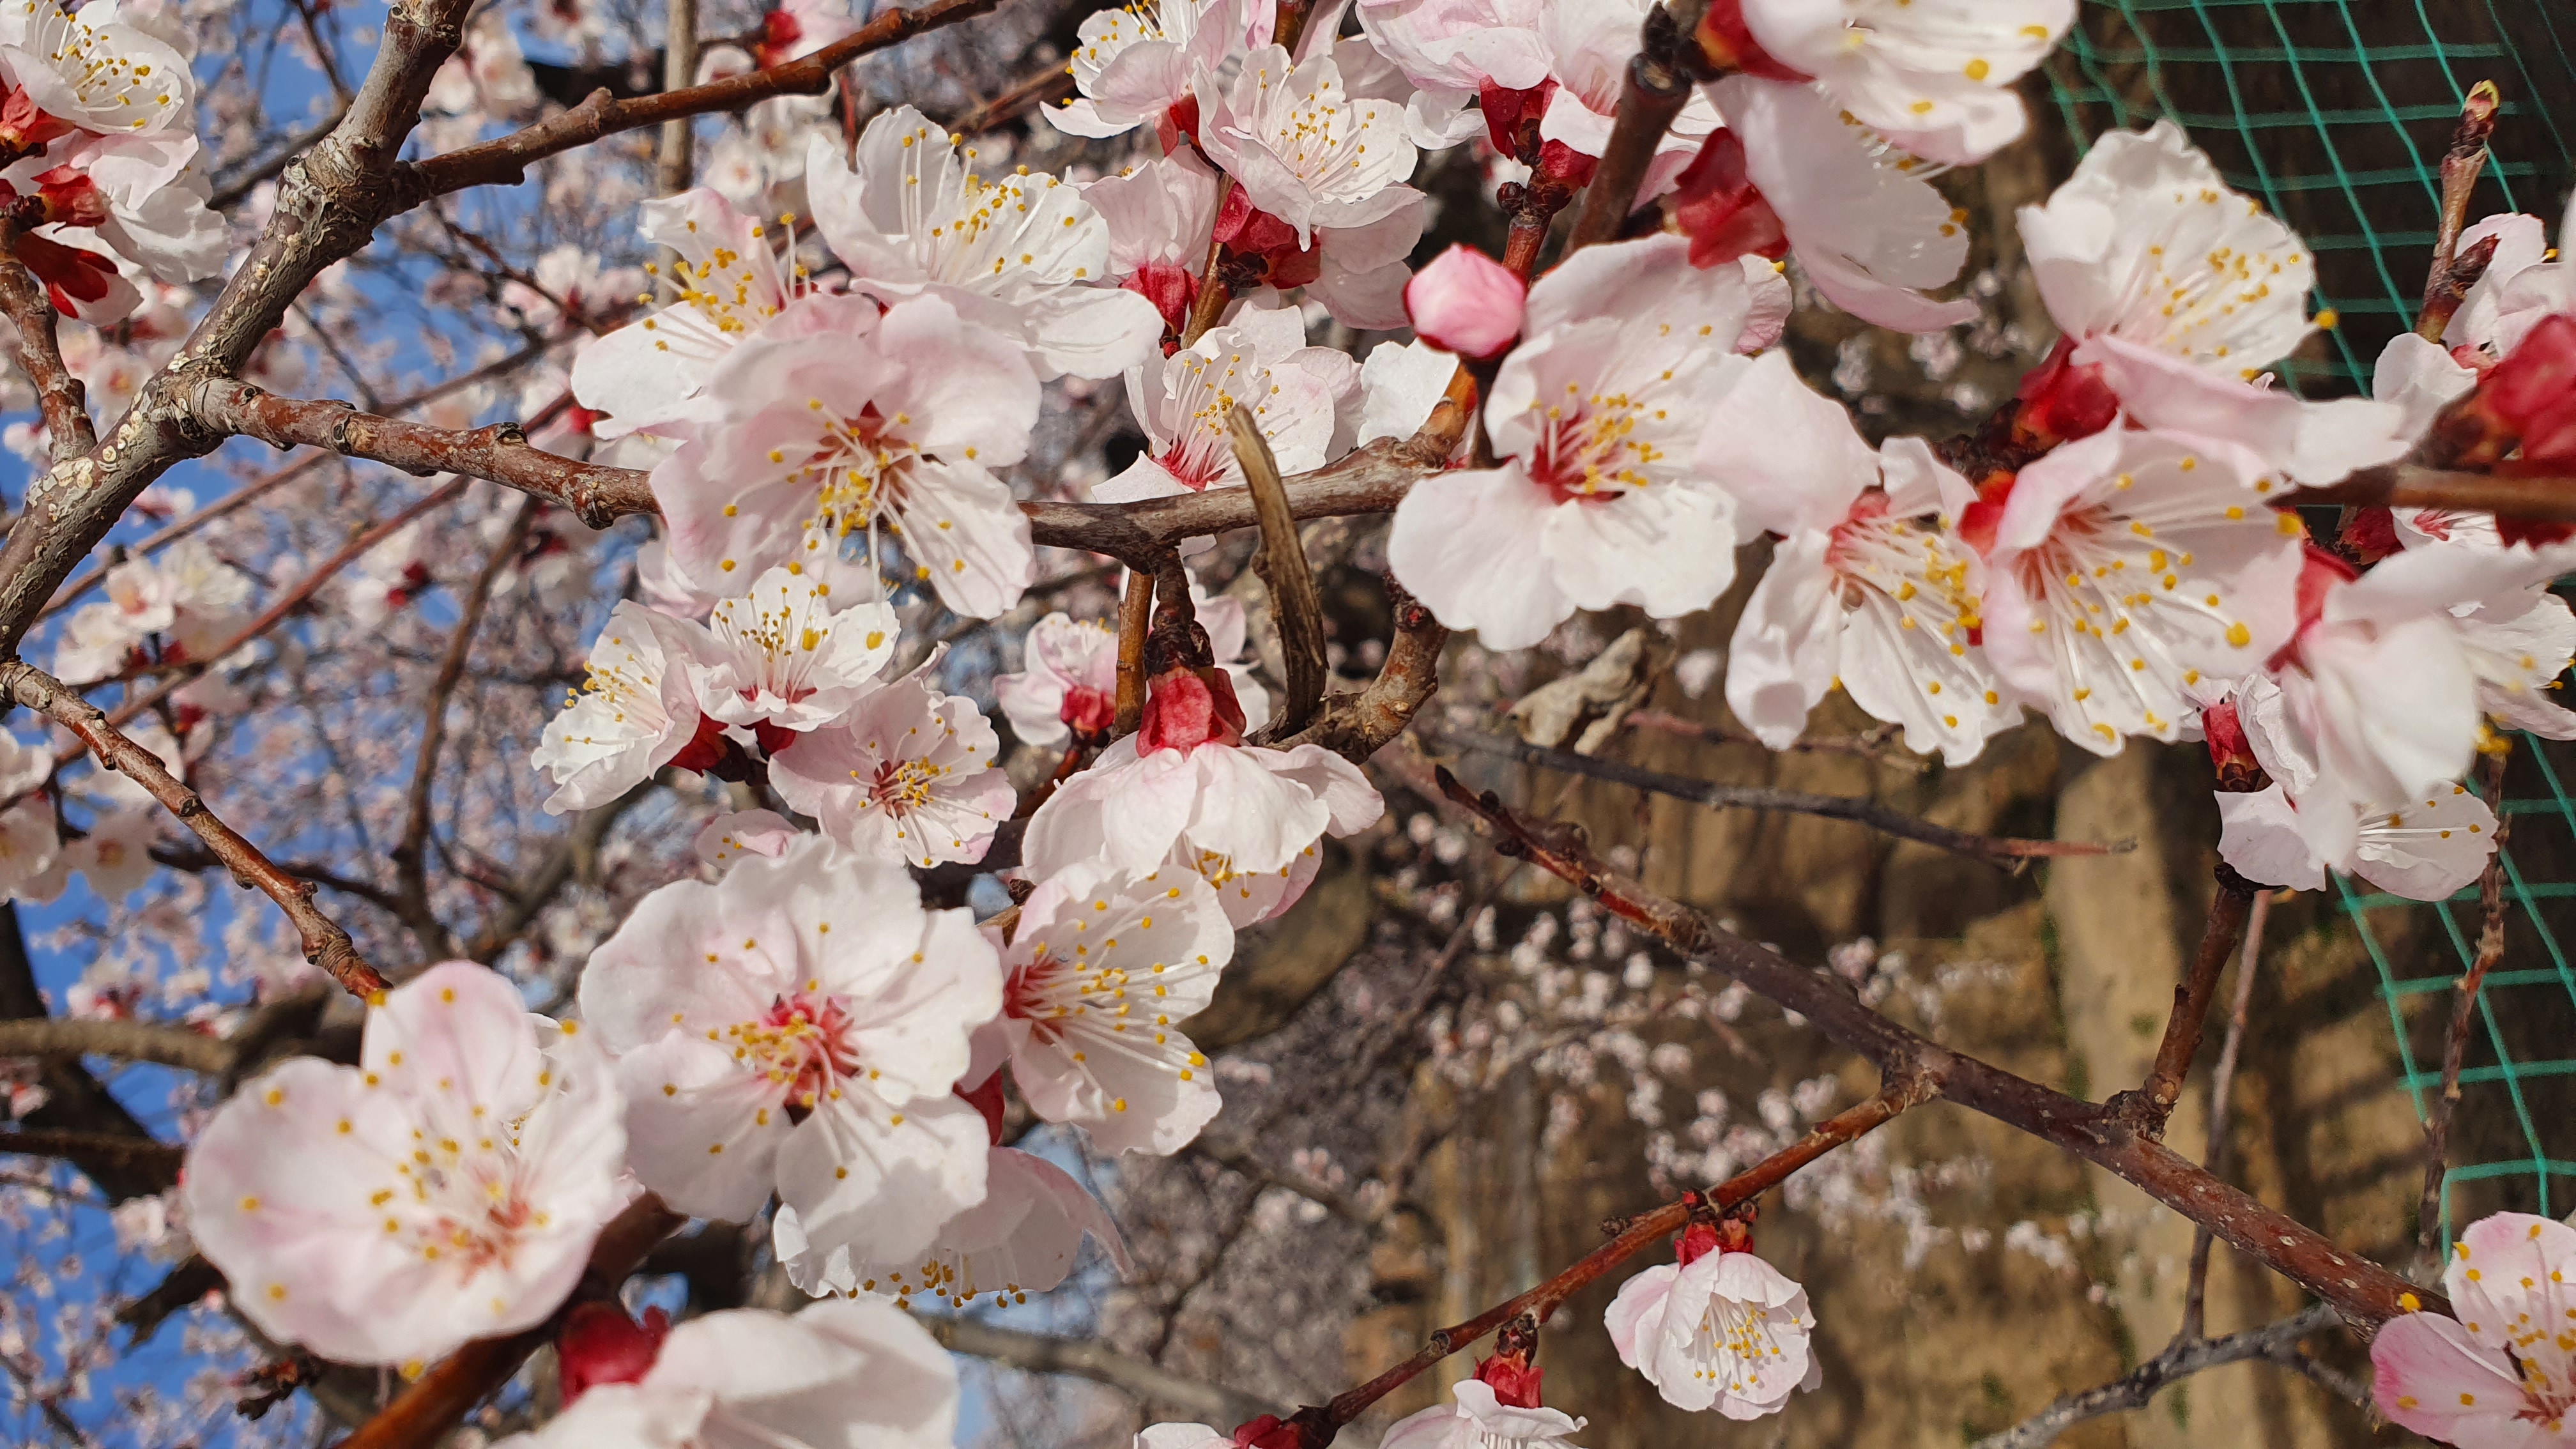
[2044,4,2576,1250]
[2041,0,2576,395]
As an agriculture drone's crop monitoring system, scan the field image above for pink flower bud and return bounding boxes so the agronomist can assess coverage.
[1059,682,1116,741]
[1404,245,1526,362]
[2201,699,2269,793]
[1138,666,1246,755]
[1473,1351,1545,1409]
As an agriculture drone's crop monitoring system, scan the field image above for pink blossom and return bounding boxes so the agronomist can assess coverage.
[1730,0,2073,166]
[183,962,629,1367]
[686,565,900,735]
[766,675,1015,868]
[1022,667,1381,882]
[0,0,192,137]
[691,809,799,869]
[1700,353,2010,763]
[988,866,1235,1154]
[806,107,1164,380]
[569,189,797,438]
[649,293,1039,619]
[577,836,999,1272]
[1198,45,1418,249]
[496,1300,959,1449]
[1045,0,1254,144]
[1379,1379,1585,1449]
[2218,778,2496,900]
[2371,1213,2576,1445]
[1387,235,1753,650]
[1977,425,2304,753]
[1094,303,1353,505]
[995,613,1121,749]
[532,601,719,815]
[778,1142,1128,1303]
[1405,245,1526,360]
[1607,1233,1819,1417]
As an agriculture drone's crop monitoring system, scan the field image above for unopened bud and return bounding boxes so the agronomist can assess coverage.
[556,1302,669,1404]
[2201,698,2270,793]
[1404,245,1526,362]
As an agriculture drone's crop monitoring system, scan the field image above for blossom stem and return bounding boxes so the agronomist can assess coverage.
[2414,744,2514,1274]
[2112,865,2257,1139]
[0,662,389,1000]
[2414,80,2499,341]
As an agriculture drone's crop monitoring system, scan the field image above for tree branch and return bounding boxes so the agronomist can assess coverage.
[404,0,1006,199]
[1436,730,2129,870]
[1970,1303,2358,1449]
[392,497,540,956]
[0,1016,234,1075]
[1278,574,1446,762]
[1562,0,1703,251]
[1416,761,2435,1327]
[2182,886,2270,1342]
[0,238,93,462]
[2108,866,2256,1138]
[2285,463,2576,523]
[0,663,387,999]
[2418,746,2513,1272]
[0,1126,185,1183]
[925,1317,1273,1426]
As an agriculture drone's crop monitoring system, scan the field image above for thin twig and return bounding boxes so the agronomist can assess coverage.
[927,1316,1272,1426]
[0,239,94,462]
[404,0,1006,198]
[1623,709,1925,770]
[1114,568,1154,736]
[2181,886,2271,1343]
[2284,463,2576,522]
[2416,81,2501,340]
[2112,867,2257,1139]
[1231,404,1326,736]
[2417,746,2513,1273]
[1970,1303,2356,1449]
[0,1127,186,1180]
[392,497,539,956]
[0,663,387,998]
[655,0,700,196]
[1436,730,2128,869]
[1561,0,1705,252]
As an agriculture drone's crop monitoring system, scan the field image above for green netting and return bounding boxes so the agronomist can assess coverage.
[2046,4,2576,1251]
[2042,0,2576,396]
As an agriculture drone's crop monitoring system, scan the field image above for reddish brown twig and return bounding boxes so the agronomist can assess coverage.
[1561,0,1705,252]
[391,497,540,956]
[185,381,651,529]
[2416,81,2501,340]
[0,663,387,999]
[2285,463,2576,522]
[330,1194,686,1449]
[1971,1302,2358,1449]
[1232,404,1328,737]
[1438,730,2128,869]
[2181,886,2271,1342]
[1622,709,1926,770]
[0,1127,186,1181]
[1113,568,1155,737]
[404,0,1005,198]
[2112,866,2257,1138]
[1418,763,2437,1326]
[2418,746,2513,1273]
[1280,1087,1922,1444]
[1280,576,1446,762]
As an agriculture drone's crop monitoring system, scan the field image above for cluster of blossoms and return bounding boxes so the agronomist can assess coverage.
[44,0,2576,1437]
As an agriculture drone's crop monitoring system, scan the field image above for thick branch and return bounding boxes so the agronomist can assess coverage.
[332,1195,687,1449]
[1439,730,2129,870]
[0,1126,185,1182]
[1280,575,1446,762]
[0,1017,234,1075]
[925,1317,1272,1425]
[2286,463,2576,523]
[1419,762,2434,1327]
[1971,1303,2356,1449]
[0,663,387,999]
[406,0,1005,197]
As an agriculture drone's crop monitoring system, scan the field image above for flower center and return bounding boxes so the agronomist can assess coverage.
[1525,389,1662,501]
[727,992,864,1110]
[868,756,949,812]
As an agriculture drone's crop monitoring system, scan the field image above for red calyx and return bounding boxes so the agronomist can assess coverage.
[1059,682,1117,742]
[556,1302,670,1404]
[2201,698,2271,793]
[1667,130,1786,270]
[1210,183,1320,289]
[1123,261,1201,342]
[0,87,73,153]
[1693,0,1809,82]
[13,231,121,315]
[1138,666,1247,754]
[1534,139,1597,190]
[1954,472,2018,559]
[2336,505,2402,564]
[753,8,802,69]
[2013,337,2119,449]
[750,720,801,759]
[1473,1351,1545,1409]
[2292,542,2358,632]
[666,711,733,774]
[1158,93,1202,155]
[1479,79,1554,164]
[2464,314,2576,547]
[1231,1416,1306,1449]
[956,1073,1007,1145]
